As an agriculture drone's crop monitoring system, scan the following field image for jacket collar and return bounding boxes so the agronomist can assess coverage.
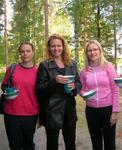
[48,61,57,69]
[48,60,74,69]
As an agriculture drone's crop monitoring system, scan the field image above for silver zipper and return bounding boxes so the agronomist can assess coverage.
[93,68,99,107]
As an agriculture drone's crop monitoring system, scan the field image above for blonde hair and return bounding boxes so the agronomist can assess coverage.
[84,40,109,68]
[44,33,71,65]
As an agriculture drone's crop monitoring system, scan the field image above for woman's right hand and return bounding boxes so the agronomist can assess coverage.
[55,75,68,84]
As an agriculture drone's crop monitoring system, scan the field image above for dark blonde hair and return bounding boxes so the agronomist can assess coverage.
[18,42,35,52]
[84,40,109,68]
[44,33,71,65]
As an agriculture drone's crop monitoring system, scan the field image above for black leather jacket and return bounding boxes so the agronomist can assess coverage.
[35,60,82,129]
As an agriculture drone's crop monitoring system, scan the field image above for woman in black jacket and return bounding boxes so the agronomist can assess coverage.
[36,33,81,150]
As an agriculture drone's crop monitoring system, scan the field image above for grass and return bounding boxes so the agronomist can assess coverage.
[76,96,87,128]
[120,89,122,97]
[0,72,4,82]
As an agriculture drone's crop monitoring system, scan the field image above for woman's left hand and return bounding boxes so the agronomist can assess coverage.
[110,112,118,126]
[67,82,75,90]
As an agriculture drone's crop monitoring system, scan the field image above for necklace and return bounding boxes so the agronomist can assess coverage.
[55,61,64,68]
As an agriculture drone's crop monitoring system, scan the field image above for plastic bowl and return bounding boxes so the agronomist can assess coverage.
[82,90,96,101]
[4,89,19,100]
[64,75,75,83]
[114,78,122,88]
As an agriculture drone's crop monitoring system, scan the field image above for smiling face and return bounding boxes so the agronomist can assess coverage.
[86,43,101,64]
[49,39,63,59]
[19,44,34,63]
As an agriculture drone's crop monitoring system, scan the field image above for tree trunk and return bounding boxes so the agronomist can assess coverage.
[112,0,117,70]
[83,1,88,49]
[96,3,101,41]
[74,22,79,65]
[44,0,49,42]
[4,0,8,68]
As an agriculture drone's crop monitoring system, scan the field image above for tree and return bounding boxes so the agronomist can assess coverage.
[4,0,9,67]
[44,0,49,41]
[66,0,83,65]
[0,0,4,31]
[67,0,122,68]
[0,0,4,64]
[0,0,122,68]
[9,0,45,63]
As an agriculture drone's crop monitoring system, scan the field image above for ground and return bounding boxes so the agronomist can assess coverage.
[0,98,122,150]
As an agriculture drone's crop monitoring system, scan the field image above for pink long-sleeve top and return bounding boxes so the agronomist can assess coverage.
[80,63,120,112]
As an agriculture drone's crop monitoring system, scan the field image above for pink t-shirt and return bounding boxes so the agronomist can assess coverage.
[2,64,39,116]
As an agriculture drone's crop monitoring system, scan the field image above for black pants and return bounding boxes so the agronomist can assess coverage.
[4,114,38,150]
[45,121,76,150]
[85,106,116,150]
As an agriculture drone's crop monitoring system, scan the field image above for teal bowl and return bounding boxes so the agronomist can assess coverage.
[82,90,96,101]
[4,89,19,100]
[114,78,122,88]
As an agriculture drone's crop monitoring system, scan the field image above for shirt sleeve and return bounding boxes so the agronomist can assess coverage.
[79,69,87,96]
[107,63,120,112]
[35,61,59,96]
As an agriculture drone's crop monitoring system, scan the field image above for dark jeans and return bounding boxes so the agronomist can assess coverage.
[85,106,116,150]
[4,114,38,150]
[45,119,76,150]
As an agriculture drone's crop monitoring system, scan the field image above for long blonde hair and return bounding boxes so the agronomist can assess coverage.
[44,33,71,65]
[84,40,109,68]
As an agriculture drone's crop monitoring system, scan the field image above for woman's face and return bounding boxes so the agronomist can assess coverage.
[19,44,34,63]
[49,39,63,58]
[86,43,101,63]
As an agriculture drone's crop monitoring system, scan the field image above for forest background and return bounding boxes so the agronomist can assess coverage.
[0,2,122,149]
[0,0,122,78]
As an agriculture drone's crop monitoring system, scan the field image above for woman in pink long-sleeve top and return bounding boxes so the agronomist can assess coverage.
[80,40,120,150]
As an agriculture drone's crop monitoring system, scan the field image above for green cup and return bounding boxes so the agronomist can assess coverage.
[64,75,75,93]
[64,84,71,93]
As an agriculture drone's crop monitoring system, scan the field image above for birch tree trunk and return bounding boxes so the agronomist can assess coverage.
[112,0,117,70]
[44,0,49,42]
[4,0,8,67]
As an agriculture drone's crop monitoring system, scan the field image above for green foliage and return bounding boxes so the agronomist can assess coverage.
[8,0,45,64]
[67,0,83,36]
[0,0,122,68]
[0,72,4,82]
[0,37,4,64]
[66,0,122,68]
[0,0,4,31]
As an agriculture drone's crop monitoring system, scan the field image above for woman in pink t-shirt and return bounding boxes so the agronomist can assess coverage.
[1,42,39,150]
[80,40,120,150]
